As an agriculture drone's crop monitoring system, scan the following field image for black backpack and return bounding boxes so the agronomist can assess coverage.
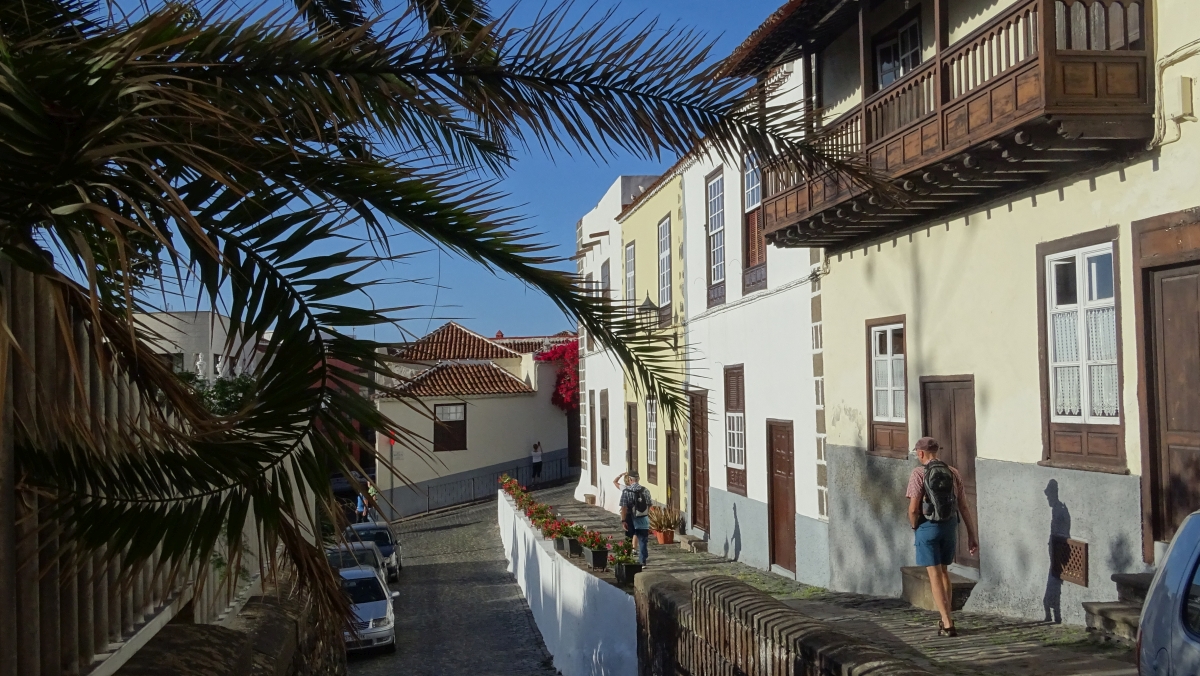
[922,460,958,523]
[633,486,651,516]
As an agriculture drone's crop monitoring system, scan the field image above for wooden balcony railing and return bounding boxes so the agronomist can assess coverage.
[762,0,1151,249]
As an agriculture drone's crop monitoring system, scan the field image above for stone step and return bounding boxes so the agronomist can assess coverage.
[678,534,708,554]
[1083,601,1141,644]
[900,566,976,612]
[1112,572,1154,606]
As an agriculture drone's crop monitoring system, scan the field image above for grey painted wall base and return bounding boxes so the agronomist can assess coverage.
[796,513,831,588]
[969,458,1149,625]
[708,487,770,570]
[825,443,1152,624]
[381,447,576,519]
[827,444,915,597]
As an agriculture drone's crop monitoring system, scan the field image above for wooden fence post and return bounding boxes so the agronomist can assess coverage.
[0,259,17,676]
[34,276,61,676]
[13,266,41,676]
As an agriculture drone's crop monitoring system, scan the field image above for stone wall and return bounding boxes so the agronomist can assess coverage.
[635,572,932,676]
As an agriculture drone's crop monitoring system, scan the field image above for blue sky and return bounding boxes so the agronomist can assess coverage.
[376,0,782,342]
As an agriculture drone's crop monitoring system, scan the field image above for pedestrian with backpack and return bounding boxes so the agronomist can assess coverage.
[616,471,652,565]
[906,437,978,637]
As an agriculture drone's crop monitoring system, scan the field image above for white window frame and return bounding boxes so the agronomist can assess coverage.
[876,17,922,89]
[657,216,672,308]
[625,242,636,303]
[1046,243,1119,425]
[646,398,659,466]
[434,403,465,422]
[600,259,611,300]
[725,412,746,469]
[744,155,761,211]
[871,323,906,423]
[707,175,726,285]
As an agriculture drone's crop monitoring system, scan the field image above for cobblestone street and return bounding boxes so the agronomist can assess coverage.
[347,500,558,676]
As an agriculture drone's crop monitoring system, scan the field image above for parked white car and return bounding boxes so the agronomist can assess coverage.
[340,565,399,652]
[1139,511,1200,674]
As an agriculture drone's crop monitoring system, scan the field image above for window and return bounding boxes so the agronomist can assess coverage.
[724,366,747,495]
[625,242,636,304]
[707,174,726,287]
[867,317,907,458]
[433,404,467,451]
[1047,245,1118,424]
[600,389,610,465]
[658,216,672,308]
[876,17,921,89]
[600,259,611,300]
[584,273,595,351]
[1037,229,1124,471]
[744,156,767,292]
[744,155,761,210]
[579,376,588,469]
[646,398,659,467]
[871,325,906,423]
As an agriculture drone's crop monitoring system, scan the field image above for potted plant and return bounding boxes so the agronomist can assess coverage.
[649,506,681,545]
[578,530,610,571]
[543,518,568,546]
[609,538,642,585]
[557,522,585,557]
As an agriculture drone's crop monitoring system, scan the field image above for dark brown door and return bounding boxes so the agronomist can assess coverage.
[666,432,681,510]
[921,378,979,569]
[627,403,639,473]
[768,421,796,572]
[690,392,710,531]
[1151,264,1200,541]
[567,409,581,467]
[589,390,597,486]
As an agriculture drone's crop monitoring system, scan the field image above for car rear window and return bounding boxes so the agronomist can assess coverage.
[327,549,380,570]
[352,529,392,547]
[342,576,386,605]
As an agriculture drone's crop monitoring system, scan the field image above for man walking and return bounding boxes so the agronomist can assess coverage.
[906,437,978,636]
[616,471,651,565]
[530,442,544,483]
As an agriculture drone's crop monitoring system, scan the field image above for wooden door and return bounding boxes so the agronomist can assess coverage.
[1151,264,1200,541]
[627,403,639,473]
[667,432,681,510]
[921,378,979,569]
[768,421,796,572]
[690,392,710,531]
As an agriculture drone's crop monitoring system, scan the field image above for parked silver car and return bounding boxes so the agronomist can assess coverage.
[326,541,387,581]
[1139,511,1200,674]
[340,565,399,652]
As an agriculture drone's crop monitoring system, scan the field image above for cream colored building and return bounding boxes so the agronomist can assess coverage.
[618,175,689,512]
[723,0,1200,624]
[375,322,573,517]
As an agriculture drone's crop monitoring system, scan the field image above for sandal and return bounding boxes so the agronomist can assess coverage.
[937,620,958,637]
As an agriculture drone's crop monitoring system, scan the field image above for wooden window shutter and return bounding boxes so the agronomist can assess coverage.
[600,389,610,465]
[724,366,745,412]
[745,209,766,268]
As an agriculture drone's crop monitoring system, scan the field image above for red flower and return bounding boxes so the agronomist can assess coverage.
[534,339,579,413]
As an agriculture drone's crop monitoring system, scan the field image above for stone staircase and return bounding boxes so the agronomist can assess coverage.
[900,566,976,611]
[1083,572,1153,644]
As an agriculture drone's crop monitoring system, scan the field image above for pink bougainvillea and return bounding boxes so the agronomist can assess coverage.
[535,339,579,412]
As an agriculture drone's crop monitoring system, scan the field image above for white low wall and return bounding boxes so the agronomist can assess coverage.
[497,491,637,676]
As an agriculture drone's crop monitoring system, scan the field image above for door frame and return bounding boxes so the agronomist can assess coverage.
[918,374,979,569]
[688,390,710,532]
[666,431,681,511]
[1133,206,1200,563]
[765,418,796,573]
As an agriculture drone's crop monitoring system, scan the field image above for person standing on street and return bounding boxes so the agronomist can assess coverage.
[530,442,543,483]
[906,437,978,636]
[355,492,368,524]
[616,471,651,565]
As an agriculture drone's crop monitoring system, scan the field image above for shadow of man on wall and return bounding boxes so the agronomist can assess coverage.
[1043,479,1071,623]
[723,503,743,562]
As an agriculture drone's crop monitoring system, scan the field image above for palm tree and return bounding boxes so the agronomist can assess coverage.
[0,0,841,661]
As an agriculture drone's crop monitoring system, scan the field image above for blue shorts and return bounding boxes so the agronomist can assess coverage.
[914,519,957,567]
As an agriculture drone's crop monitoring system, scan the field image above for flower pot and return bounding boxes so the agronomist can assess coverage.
[554,536,568,552]
[653,530,675,545]
[567,538,584,558]
[582,546,609,571]
[614,562,642,586]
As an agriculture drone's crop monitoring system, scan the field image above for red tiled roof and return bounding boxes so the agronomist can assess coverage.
[399,362,534,397]
[493,332,577,355]
[718,0,851,79]
[394,322,521,361]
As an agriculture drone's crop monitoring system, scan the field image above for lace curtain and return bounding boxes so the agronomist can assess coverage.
[1087,306,1119,417]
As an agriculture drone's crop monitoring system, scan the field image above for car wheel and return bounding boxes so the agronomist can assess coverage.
[386,633,397,653]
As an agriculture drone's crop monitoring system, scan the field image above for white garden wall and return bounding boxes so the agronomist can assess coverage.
[497,492,637,676]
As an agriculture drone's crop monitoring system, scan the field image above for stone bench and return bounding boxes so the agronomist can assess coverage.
[900,566,976,612]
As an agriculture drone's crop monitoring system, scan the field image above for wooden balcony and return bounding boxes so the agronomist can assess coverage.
[763,0,1153,251]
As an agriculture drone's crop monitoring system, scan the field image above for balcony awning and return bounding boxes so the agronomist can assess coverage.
[719,0,860,79]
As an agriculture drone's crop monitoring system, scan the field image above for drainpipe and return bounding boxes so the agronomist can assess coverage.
[1151,37,1200,148]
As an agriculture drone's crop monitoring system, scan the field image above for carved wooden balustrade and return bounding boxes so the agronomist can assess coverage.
[762,0,1152,251]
